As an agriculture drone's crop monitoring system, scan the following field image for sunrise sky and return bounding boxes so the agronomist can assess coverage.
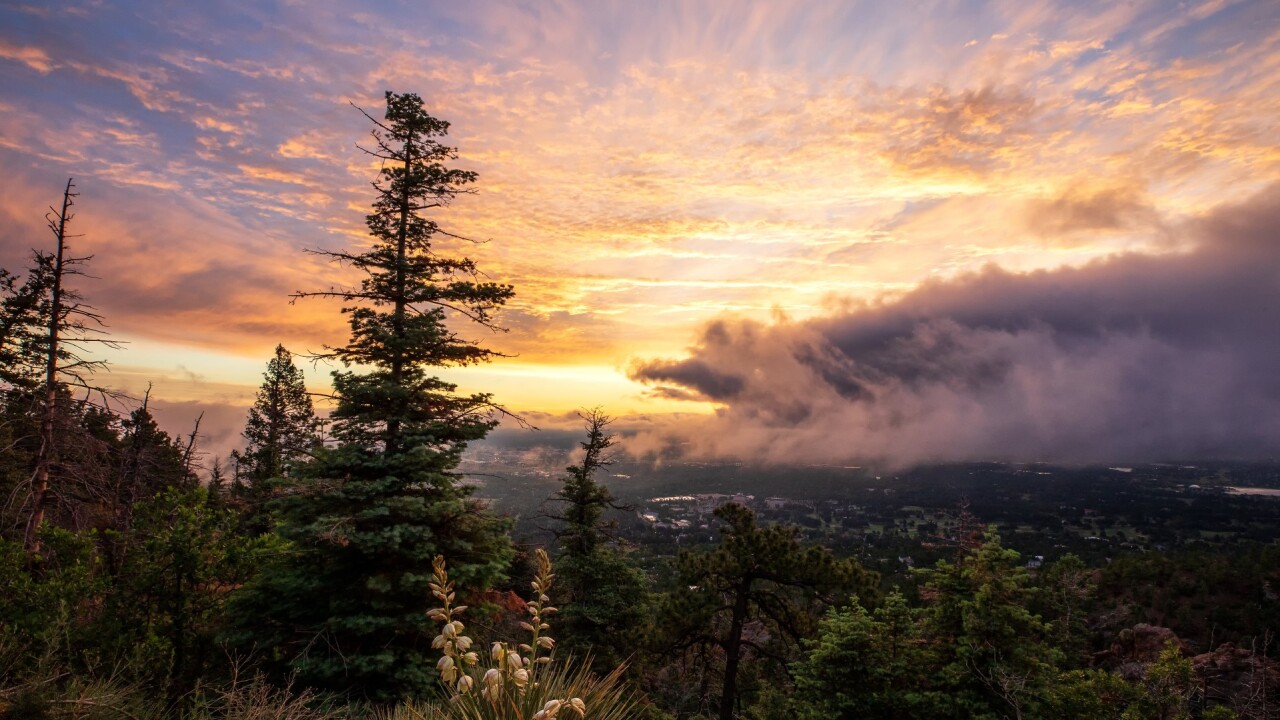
[2,0,1278,464]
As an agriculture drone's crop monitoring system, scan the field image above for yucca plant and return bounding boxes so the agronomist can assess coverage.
[401,551,640,720]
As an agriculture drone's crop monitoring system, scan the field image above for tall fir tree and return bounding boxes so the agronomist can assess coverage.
[229,92,514,701]
[230,344,320,487]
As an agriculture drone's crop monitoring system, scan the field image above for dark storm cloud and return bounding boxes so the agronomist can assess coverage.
[629,356,746,401]
[627,184,1280,466]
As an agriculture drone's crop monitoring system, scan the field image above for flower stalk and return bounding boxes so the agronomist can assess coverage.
[428,551,584,717]
[429,555,478,693]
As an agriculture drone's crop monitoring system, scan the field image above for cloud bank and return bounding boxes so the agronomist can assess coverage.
[628,185,1280,466]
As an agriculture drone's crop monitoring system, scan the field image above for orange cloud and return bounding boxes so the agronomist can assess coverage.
[0,39,53,73]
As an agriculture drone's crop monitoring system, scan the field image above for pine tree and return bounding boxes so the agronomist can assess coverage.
[550,409,623,556]
[665,503,878,720]
[547,410,647,672]
[230,92,514,701]
[230,344,320,486]
[0,263,49,532]
[1035,553,1094,668]
[109,486,273,702]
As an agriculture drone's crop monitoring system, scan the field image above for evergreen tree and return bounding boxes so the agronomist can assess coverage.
[230,92,514,701]
[552,409,619,557]
[664,503,878,720]
[230,344,320,486]
[0,259,54,391]
[918,529,1062,719]
[1035,553,1095,668]
[99,393,199,570]
[108,486,274,702]
[0,526,106,676]
[547,410,648,672]
[792,592,949,719]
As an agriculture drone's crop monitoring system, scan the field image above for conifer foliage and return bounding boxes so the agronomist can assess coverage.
[550,409,623,557]
[230,344,320,486]
[231,92,514,700]
[665,503,878,720]
[547,410,648,672]
[0,261,54,391]
[309,92,514,457]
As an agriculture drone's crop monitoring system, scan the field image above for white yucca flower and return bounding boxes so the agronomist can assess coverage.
[505,652,524,672]
[437,655,456,683]
[424,553,627,719]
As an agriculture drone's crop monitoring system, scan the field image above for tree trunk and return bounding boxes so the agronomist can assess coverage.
[24,178,73,554]
[719,577,753,720]
[386,137,413,455]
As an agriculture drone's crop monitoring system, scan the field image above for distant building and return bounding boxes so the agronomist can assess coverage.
[695,494,729,513]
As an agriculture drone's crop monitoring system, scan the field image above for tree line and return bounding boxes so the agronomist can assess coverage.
[2,92,1278,720]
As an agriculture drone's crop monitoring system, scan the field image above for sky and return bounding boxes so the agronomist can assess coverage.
[1,0,1278,465]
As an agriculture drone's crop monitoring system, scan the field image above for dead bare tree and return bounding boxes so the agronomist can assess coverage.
[22,178,121,553]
